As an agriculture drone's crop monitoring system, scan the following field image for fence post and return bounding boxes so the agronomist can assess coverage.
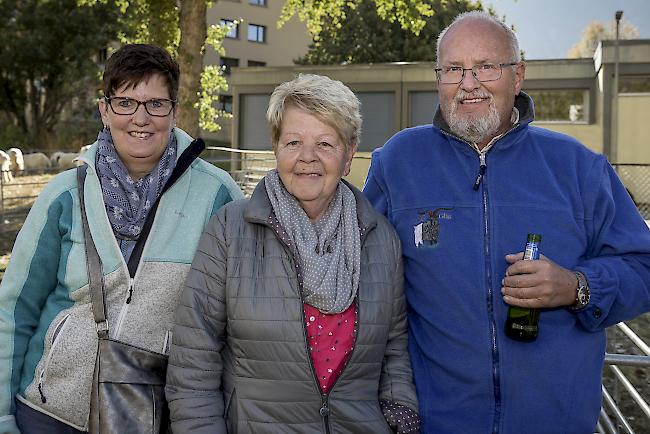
[0,171,4,228]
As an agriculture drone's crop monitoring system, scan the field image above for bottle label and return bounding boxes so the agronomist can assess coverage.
[523,242,540,261]
[510,323,538,332]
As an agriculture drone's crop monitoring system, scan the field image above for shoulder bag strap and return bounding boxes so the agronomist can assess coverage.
[77,165,109,338]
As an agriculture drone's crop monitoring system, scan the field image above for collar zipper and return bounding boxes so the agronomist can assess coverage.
[266,215,364,433]
[474,152,487,191]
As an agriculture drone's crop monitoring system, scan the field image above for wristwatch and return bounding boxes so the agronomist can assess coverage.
[572,271,590,310]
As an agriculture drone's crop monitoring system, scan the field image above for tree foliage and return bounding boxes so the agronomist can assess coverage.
[81,0,231,136]
[568,19,640,58]
[0,0,121,149]
[280,0,434,37]
[297,0,484,64]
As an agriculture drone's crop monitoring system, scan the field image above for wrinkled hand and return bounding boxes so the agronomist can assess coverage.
[501,252,577,308]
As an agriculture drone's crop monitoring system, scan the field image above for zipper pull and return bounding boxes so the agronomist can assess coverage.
[125,278,134,304]
[38,373,46,403]
[319,400,330,417]
[473,152,487,191]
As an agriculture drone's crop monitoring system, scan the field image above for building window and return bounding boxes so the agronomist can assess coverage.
[220,19,238,39]
[247,60,266,67]
[220,57,239,75]
[525,89,587,122]
[247,24,266,43]
[249,0,266,5]
[619,76,650,93]
[217,95,233,114]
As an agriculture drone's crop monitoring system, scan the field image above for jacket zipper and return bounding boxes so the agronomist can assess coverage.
[38,313,71,403]
[316,296,361,434]
[478,154,502,433]
[474,152,487,190]
[441,124,523,433]
[313,229,367,433]
[87,163,142,340]
[113,277,134,337]
[272,218,367,434]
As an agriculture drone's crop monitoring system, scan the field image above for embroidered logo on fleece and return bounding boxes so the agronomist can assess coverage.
[414,208,453,248]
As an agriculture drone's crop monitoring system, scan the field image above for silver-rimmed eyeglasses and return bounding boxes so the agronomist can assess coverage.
[105,97,176,117]
[435,62,519,84]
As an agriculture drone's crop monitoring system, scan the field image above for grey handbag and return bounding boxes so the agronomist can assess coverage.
[77,166,169,434]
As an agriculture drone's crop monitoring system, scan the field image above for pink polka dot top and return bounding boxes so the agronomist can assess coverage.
[304,302,357,394]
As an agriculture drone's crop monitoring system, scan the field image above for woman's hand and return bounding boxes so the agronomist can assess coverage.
[380,400,421,434]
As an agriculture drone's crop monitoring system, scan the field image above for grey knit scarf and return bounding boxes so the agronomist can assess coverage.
[95,127,177,260]
[265,169,360,314]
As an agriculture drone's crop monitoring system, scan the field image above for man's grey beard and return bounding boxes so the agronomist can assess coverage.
[444,91,501,144]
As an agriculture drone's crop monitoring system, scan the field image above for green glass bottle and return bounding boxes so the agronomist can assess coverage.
[505,233,541,342]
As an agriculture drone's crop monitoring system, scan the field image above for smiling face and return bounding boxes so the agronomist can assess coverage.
[99,73,176,179]
[438,19,525,148]
[275,106,356,221]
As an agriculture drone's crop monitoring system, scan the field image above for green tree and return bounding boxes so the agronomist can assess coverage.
[0,0,121,149]
[568,19,640,58]
[81,0,232,137]
[280,0,435,37]
[297,0,484,64]
[84,0,440,138]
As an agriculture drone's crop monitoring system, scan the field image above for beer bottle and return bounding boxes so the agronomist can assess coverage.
[505,233,541,342]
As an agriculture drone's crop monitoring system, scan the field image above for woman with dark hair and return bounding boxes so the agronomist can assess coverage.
[0,44,242,434]
[166,74,419,433]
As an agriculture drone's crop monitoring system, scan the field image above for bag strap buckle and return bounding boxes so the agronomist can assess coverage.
[96,320,109,338]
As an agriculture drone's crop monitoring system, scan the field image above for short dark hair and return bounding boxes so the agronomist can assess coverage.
[102,44,180,101]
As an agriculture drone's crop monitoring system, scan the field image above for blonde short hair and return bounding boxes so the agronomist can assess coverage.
[267,74,362,151]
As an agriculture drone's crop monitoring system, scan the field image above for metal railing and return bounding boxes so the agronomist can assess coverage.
[599,322,650,433]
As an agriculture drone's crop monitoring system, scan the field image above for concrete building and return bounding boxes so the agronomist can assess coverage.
[228,39,650,189]
[204,0,312,144]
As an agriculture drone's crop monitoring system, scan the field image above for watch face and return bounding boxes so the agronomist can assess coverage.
[575,272,590,308]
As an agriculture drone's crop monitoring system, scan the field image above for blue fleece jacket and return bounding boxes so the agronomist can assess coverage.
[363,93,650,434]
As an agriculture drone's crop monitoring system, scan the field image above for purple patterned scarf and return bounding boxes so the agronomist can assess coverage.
[95,127,177,259]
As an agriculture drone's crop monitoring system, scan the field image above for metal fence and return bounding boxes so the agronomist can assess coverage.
[613,164,650,220]
[599,322,650,433]
[0,167,61,232]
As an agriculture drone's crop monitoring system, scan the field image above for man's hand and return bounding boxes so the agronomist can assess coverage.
[501,252,577,308]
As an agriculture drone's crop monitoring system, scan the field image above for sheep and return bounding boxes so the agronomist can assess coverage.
[23,152,51,174]
[50,151,80,171]
[79,144,92,155]
[0,150,13,183]
[7,148,24,176]
[77,144,93,166]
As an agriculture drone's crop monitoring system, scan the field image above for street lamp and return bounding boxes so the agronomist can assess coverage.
[611,10,623,163]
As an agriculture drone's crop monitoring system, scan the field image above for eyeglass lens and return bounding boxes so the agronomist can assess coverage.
[438,64,503,84]
[108,98,173,116]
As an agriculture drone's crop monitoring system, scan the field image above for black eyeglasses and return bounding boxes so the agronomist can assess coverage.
[105,97,176,117]
[435,62,519,84]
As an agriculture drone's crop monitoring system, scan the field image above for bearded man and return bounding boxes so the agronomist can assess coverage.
[364,11,650,434]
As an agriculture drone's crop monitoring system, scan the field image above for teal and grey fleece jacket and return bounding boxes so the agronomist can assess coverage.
[0,128,243,433]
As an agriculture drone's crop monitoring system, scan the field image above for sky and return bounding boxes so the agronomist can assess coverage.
[484,0,650,59]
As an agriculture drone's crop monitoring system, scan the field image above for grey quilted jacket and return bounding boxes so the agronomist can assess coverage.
[166,179,418,433]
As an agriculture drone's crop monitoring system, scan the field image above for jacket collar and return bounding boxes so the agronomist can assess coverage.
[244,176,379,234]
[432,91,535,142]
